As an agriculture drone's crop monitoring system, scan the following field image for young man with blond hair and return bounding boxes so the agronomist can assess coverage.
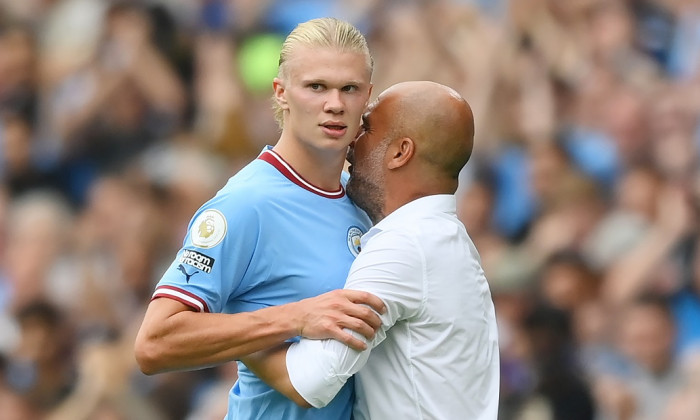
[135,18,383,419]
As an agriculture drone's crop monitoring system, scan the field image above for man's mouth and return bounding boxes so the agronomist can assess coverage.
[321,123,348,137]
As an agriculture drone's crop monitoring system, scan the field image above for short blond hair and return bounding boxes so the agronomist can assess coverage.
[273,18,373,128]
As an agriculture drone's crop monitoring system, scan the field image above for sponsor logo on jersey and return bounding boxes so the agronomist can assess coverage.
[179,249,215,274]
[177,264,200,283]
[347,226,364,256]
[191,209,227,248]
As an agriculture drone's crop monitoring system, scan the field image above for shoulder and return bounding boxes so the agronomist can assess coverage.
[364,210,466,260]
[211,159,287,210]
[188,164,275,236]
[359,228,423,267]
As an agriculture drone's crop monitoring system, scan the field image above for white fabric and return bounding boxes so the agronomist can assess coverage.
[286,194,500,420]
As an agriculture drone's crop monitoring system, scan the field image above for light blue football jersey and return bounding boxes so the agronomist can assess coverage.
[153,147,371,420]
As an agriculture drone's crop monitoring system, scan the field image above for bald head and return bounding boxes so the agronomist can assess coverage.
[378,81,474,180]
[347,81,475,222]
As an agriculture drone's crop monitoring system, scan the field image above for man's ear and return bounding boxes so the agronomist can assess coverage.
[273,78,289,110]
[387,137,414,170]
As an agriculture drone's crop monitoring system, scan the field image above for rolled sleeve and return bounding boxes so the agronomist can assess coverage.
[286,339,352,408]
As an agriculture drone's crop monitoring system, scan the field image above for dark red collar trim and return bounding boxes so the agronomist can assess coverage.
[258,149,345,199]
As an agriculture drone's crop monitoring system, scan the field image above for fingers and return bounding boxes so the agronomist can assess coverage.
[339,316,376,341]
[327,290,384,334]
[340,290,386,314]
[345,305,382,331]
[295,290,385,347]
[330,329,368,352]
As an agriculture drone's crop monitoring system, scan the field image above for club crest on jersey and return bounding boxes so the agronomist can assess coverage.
[347,226,364,257]
[191,209,227,249]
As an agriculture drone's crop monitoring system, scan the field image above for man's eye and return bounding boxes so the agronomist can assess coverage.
[342,85,358,92]
[309,83,323,91]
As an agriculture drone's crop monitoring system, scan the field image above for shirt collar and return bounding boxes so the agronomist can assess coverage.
[257,146,345,199]
[361,194,457,245]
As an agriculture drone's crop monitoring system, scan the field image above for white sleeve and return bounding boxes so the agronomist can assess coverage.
[286,229,424,407]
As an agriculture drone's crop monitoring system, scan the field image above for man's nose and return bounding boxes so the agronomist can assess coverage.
[324,89,344,113]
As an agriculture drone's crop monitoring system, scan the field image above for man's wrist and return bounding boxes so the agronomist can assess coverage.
[274,301,305,337]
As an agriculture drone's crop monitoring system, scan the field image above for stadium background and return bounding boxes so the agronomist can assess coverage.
[0,0,699,418]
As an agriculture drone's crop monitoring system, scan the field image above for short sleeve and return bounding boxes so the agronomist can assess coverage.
[153,191,261,313]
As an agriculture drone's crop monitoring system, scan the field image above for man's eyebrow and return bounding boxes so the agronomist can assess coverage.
[300,78,365,86]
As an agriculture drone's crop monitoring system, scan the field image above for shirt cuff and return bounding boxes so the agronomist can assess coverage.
[286,339,347,408]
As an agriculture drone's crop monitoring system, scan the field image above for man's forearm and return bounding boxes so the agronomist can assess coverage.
[135,289,385,375]
[135,299,302,374]
[242,345,311,408]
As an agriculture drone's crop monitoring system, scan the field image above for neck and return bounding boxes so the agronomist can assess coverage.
[273,136,347,191]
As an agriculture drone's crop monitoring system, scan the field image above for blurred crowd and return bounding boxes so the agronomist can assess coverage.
[0,0,699,419]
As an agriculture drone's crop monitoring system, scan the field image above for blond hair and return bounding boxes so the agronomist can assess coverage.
[273,18,373,128]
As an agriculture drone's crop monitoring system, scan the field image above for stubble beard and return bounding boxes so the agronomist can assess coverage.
[347,176,384,224]
[347,146,387,224]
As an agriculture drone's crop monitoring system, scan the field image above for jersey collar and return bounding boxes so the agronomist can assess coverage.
[258,147,345,199]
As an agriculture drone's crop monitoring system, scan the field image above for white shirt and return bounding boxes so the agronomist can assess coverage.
[286,194,500,420]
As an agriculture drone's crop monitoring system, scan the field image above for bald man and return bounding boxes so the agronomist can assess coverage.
[242,81,500,420]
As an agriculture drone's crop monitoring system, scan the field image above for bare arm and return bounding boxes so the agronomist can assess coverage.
[127,45,185,114]
[241,345,309,408]
[603,186,693,305]
[134,289,385,375]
